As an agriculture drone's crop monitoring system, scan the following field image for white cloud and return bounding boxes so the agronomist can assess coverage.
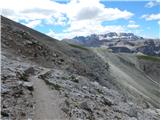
[128,20,135,24]
[142,13,160,25]
[1,0,65,23]
[48,24,125,40]
[66,0,133,22]
[145,0,160,8]
[158,21,160,25]
[24,20,42,28]
[47,29,62,40]
[63,0,132,38]
[142,13,160,21]
[127,24,139,29]
[66,20,125,34]
[127,20,140,29]
[1,0,134,39]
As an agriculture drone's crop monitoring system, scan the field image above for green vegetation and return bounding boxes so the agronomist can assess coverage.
[69,43,89,51]
[137,55,160,62]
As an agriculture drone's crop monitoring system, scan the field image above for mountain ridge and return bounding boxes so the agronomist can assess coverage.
[63,33,160,56]
[1,16,160,120]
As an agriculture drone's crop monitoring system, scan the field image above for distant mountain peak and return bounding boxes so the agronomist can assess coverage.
[69,32,144,47]
[63,32,160,56]
[73,32,143,42]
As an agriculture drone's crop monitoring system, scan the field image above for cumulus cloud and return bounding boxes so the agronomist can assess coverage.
[142,13,160,21]
[47,29,63,40]
[127,24,139,29]
[1,0,133,39]
[145,0,160,8]
[48,24,125,40]
[66,20,125,34]
[142,13,160,25]
[24,20,42,28]
[76,7,101,20]
[1,0,65,22]
[127,20,139,29]
[67,0,133,21]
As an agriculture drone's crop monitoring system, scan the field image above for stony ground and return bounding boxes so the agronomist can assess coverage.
[93,48,160,108]
[1,16,160,120]
[1,52,35,120]
[2,51,160,120]
[38,68,160,120]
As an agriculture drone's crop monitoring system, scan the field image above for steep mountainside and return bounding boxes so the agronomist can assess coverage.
[93,48,160,107]
[1,16,160,120]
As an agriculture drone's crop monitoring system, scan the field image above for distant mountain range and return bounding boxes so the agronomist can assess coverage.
[63,32,160,56]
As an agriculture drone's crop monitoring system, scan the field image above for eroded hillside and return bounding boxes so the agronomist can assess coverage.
[93,48,160,108]
[1,16,160,120]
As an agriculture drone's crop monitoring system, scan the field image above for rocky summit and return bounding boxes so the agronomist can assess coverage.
[1,16,160,120]
[64,33,160,56]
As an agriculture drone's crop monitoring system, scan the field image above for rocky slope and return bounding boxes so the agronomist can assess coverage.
[64,33,160,56]
[1,16,160,120]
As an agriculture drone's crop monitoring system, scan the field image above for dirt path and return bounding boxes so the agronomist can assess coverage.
[31,68,67,120]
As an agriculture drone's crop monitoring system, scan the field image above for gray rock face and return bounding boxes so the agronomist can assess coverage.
[1,16,160,120]
[113,103,138,117]
[23,82,34,91]
[24,67,35,75]
[65,33,160,56]
[79,101,96,112]
[1,53,35,120]
[135,40,160,56]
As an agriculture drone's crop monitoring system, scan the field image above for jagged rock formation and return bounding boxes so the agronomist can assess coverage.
[1,16,160,120]
[64,33,160,56]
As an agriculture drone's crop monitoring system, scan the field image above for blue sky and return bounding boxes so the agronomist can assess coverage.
[101,1,160,38]
[1,0,160,40]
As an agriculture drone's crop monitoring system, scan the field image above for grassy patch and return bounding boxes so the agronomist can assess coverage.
[137,55,160,62]
[69,43,89,51]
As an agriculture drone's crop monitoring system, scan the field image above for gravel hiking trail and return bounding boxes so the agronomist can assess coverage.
[30,68,67,120]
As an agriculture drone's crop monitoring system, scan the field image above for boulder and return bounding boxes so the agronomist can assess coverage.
[1,84,10,94]
[113,103,138,117]
[102,96,114,106]
[79,101,95,112]
[70,108,90,120]
[23,82,34,91]
[24,67,35,75]
[1,110,9,117]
